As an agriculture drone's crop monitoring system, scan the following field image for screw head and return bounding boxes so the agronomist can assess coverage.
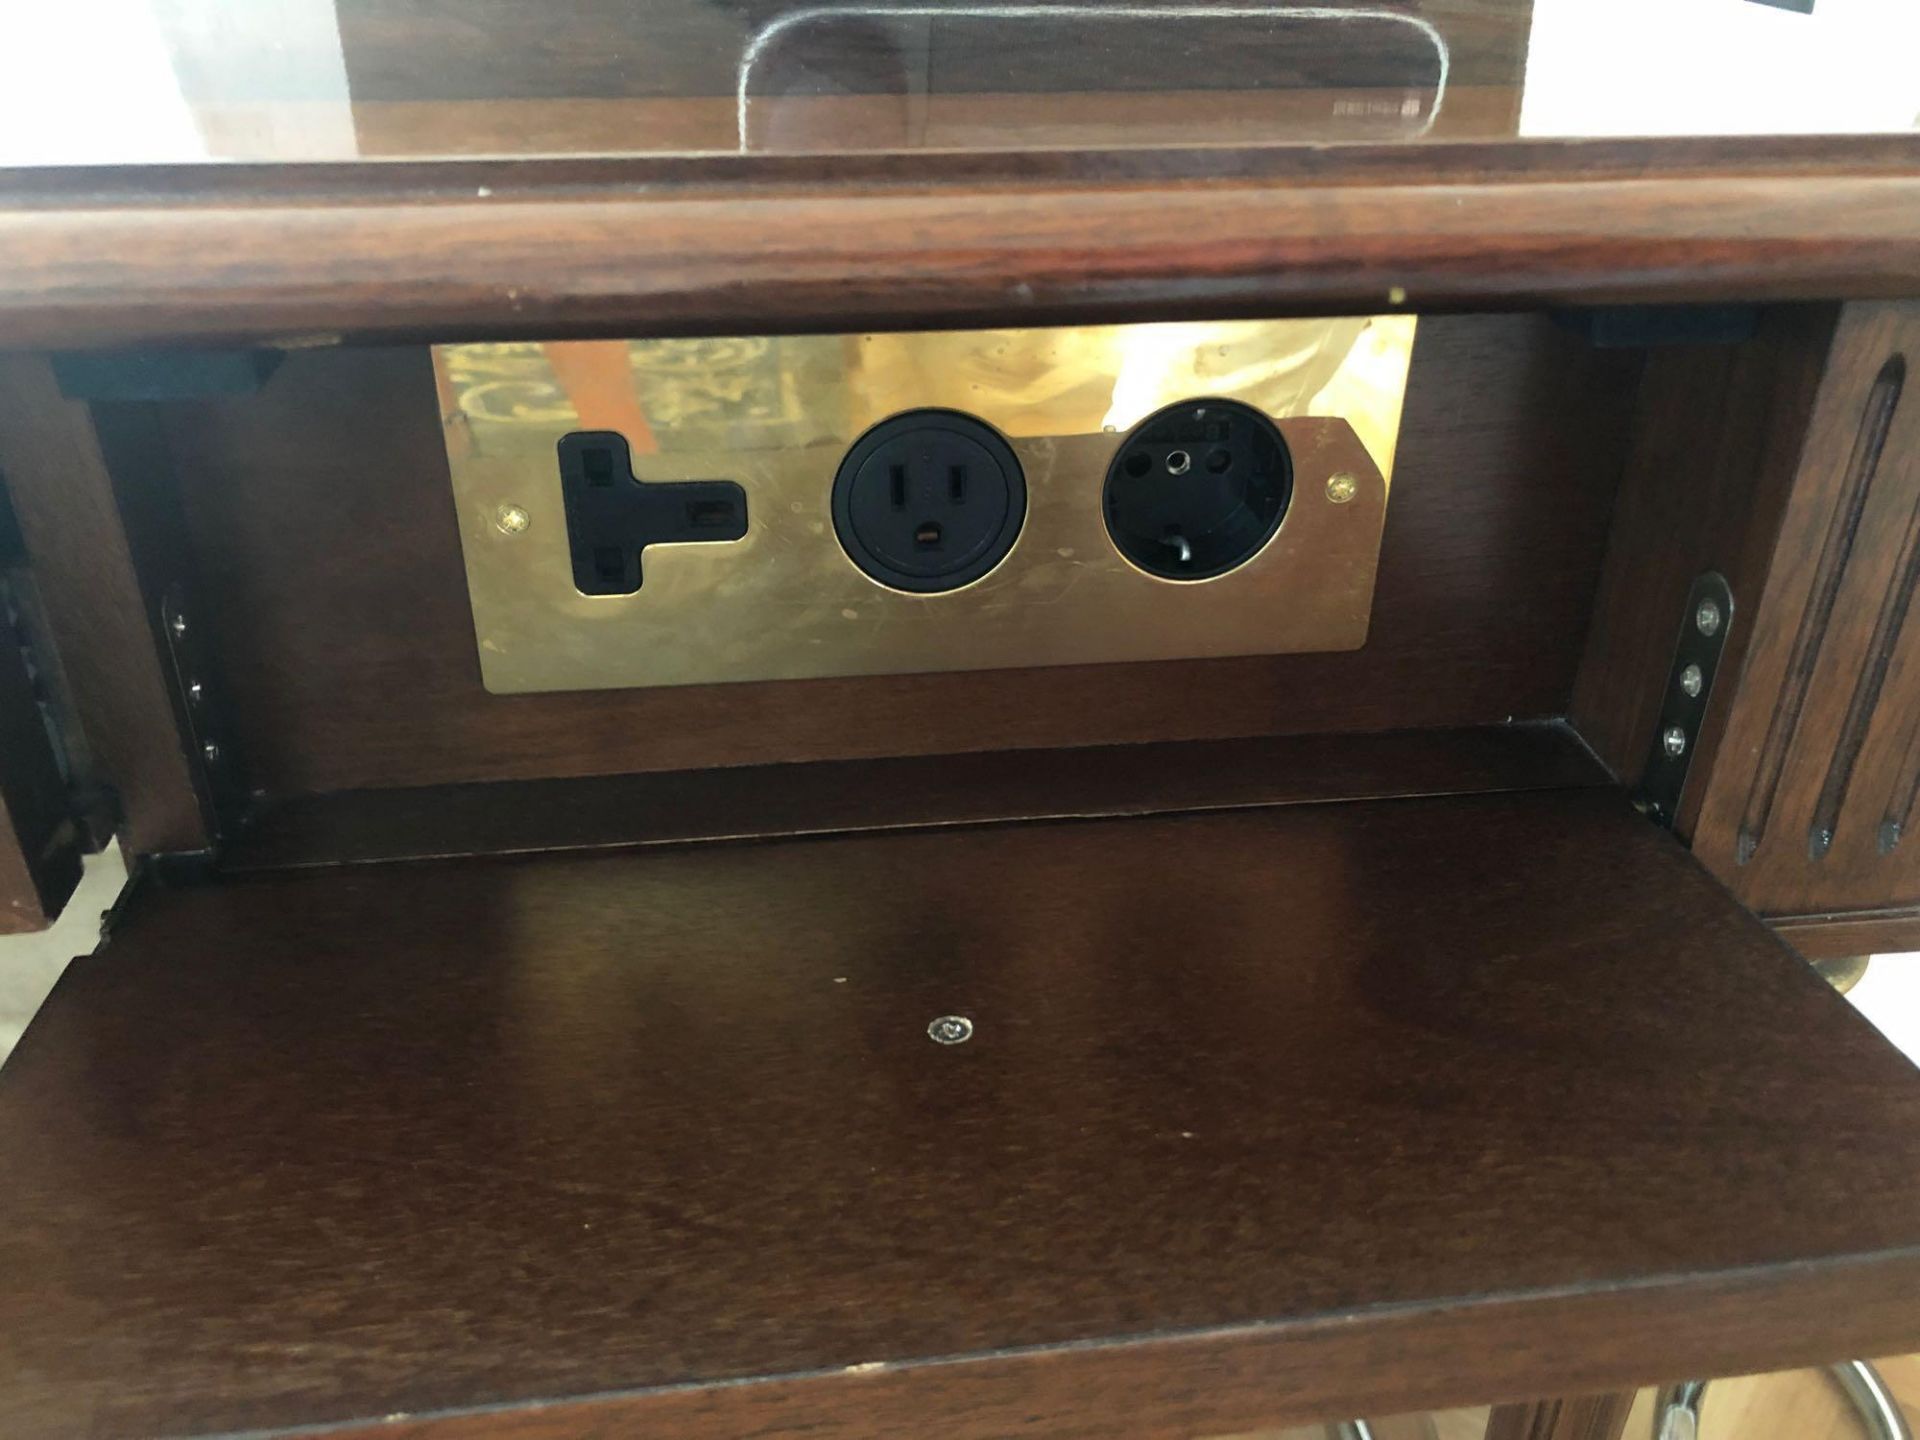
[1679,663,1704,698]
[1662,726,1688,759]
[927,1015,974,1045]
[1695,599,1722,637]
[1325,472,1359,505]
[494,504,531,536]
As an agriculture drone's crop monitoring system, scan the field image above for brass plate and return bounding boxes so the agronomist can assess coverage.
[437,318,1414,693]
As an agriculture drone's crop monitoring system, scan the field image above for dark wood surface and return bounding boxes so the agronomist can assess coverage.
[225,723,1606,871]
[0,359,207,856]
[4,141,1919,347]
[163,314,1637,798]
[1693,301,1920,916]
[4,789,1920,1438]
[1486,1393,1633,1440]
[1569,306,1837,809]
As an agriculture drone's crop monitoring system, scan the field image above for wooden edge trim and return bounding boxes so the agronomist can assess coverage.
[1770,906,1920,959]
[3,172,1918,348]
[312,1251,1920,1440]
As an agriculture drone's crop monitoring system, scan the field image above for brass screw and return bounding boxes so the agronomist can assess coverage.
[1325,472,1359,505]
[494,504,531,535]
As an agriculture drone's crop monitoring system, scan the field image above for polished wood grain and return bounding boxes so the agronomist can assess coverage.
[3,137,1919,348]
[1692,302,1920,917]
[3,789,1919,1439]
[0,360,207,855]
[225,722,1605,871]
[162,314,1636,797]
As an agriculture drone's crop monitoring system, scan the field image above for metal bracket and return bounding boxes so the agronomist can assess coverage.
[159,585,251,843]
[1634,572,1734,828]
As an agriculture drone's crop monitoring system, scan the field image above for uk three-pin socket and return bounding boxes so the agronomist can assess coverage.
[831,409,1026,594]
[1103,398,1292,581]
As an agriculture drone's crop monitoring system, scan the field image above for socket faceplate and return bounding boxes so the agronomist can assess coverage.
[436,318,1413,693]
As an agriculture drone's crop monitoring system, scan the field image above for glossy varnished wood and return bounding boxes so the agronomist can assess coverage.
[224,723,1605,871]
[163,314,1636,796]
[3,789,1919,1438]
[3,143,1918,348]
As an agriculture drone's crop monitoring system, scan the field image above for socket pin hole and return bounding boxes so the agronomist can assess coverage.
[949,464,966,501]
[1166,450,1192,476]
[915,521,943,549]
[1205,448,1232,474]
[889,464,907,508]
[1124,451,1152,478]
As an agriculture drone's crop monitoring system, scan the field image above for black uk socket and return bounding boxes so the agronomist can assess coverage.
[1103,398,1292,581]
[558,431,748,596]
[831,410,1026,594]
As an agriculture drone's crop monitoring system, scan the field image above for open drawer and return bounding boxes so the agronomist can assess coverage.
[3,772,1918,1439]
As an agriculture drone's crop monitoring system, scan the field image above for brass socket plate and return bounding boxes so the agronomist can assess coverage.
[437,319,1413,693]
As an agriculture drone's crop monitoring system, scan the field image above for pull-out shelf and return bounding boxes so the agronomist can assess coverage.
[2,786,1918,1438]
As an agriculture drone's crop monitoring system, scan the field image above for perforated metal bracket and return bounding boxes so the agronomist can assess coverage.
[1634,571,1734,829]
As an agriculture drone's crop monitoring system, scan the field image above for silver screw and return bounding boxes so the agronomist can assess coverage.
[1326,472,1359,505]
[1695,599,1722,637]
[202,741,221,764]
[927,1015,974,1045]
[1663,726,1688,759]
[169,612,188,639]
[1165,451,1192,476]
[1679,663,1704,698]
[494,504,531,536]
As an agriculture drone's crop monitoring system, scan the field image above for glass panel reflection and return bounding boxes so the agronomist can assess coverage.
[0,0,1913,166]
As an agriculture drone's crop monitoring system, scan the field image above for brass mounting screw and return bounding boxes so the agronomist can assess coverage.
[494,504,531,535]
[1325,473,1359,505]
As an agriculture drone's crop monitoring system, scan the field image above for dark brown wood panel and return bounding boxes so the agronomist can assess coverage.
[1773,909,1920,962]
[1486,1394,1633,1440]
[2,140,1919,348]
[1569,306,1837,818]
[0,359,207,855]
[225,723,1606,871]
[1693,301,1920,916]
[3,789,1919,1439]
[163,313,1638,796]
